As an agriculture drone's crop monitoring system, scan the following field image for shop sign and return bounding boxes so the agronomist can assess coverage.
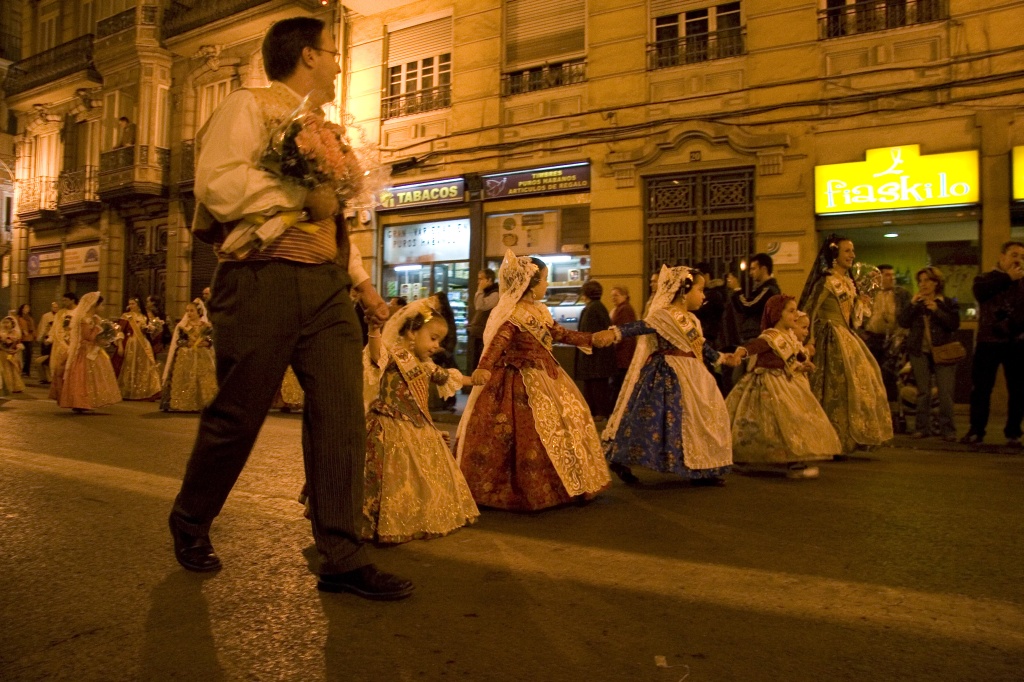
[27,249,61,278]
[383,219,471,264]
[815,145,978,215]
[64,243,101,275]
[482,162,590,200]
[485,211,558,257]
[377,177,465,211]
[1013,146,1024,202]
[765,241,800,266]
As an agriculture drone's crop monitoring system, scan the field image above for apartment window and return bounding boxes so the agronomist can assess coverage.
[103,90,135,149]
[80,1,95,35]
[502,0,586,95]
[649,2,745,70]
[383,15,453,120]
[155,86,170,148]
[820,0,947,39]
[38,2,59,52]
[198,79,234,128]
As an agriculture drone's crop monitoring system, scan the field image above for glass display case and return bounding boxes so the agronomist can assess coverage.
[483,253,590,331]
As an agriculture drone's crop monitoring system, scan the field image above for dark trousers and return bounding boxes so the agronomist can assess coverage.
[863,332,898,402]
[21,341,32,376]
[171,261,368,573]
[967,340,1024,439]
[468,335,484,373]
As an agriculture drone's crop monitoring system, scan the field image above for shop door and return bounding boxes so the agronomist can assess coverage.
[645,167,755,279]
[432,262,470,371]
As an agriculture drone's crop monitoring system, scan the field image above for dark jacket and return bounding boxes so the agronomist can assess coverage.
[696,279,729,350]
[897,296,960,355]
[973,268,1024,344]
[574,300,615,380]
[731,277,782,343]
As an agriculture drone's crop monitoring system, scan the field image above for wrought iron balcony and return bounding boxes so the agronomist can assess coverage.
[3,35,100,97]
[501,60,587,97]
[164,0,321,39]
[381,85,452,121]
[647,28,746,70]
[819,0,948,39]
[98,145,171,201]
[96,6,159,40]
[57,166,101,215]
[16,177,58,220]
[180,140,196,187]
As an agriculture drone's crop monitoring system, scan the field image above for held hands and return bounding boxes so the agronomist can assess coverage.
[304,186,340,221]
[718,351,742,368]
[591,330,617,348]
[471,369,491,385]
[365,300,390,327]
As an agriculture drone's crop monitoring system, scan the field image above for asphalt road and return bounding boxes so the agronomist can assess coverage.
[2,385,1023,681]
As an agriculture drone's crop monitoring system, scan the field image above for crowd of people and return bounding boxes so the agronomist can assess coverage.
[6,17,1022,605]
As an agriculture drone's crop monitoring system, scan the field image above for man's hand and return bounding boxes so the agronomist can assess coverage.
[1009,263,1024,281]
[366,301,389,326]
[305,186,339,221]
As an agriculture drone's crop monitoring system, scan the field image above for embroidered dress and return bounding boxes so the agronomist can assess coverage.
[113,312,162,400]
[802,272,893,452]
[160,319,218,412]
[362,345,479,543]
[0,316,24,394]
[58,306,122,410]
[726,329,841,463]
[602,306,733,479]
[457,300,612,511]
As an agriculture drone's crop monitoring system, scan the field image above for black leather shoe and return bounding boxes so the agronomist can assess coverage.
[318,564,414,601]
[169,515,222,572]
[960,432,983,445]
[609,462,640,486]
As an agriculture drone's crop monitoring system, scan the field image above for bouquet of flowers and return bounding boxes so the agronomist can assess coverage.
[262,96,366,199]
[145,317,164,339]
[95,318,123,352]
[197,322,214,348]
[851,262,882,296]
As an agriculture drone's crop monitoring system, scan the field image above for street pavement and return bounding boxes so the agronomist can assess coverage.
[2,384,1023,681]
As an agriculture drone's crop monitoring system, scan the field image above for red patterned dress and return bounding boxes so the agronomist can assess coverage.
[458,303,611,511]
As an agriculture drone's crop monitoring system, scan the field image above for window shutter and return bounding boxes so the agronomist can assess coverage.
[650,0,692,18]
[505,0,585,68]
[387,16,453,66]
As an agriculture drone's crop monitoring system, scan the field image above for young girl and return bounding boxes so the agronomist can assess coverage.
[58,292,122,412]
[0,314,24,395]
[160,301,218,412]
[456,250,612,511]
[726,295,841,479]
[361,297,480,543]
[602,266,736,485]
[113,297,163,400]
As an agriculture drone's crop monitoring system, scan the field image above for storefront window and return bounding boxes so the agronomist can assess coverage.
[828,221,980,318]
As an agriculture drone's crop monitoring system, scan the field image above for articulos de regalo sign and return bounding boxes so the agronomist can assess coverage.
[482,162,590,200]
[815,145,979,215]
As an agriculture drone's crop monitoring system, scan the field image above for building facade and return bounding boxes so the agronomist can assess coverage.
[2,0,1023,334]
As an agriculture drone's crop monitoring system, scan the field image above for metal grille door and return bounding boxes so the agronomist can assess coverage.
[645,167,754,279]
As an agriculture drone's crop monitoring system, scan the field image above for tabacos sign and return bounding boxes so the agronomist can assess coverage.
[377,177,465,210]
[815,145,979,215]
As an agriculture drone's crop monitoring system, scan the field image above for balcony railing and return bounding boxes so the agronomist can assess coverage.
[100,145,137,172]
[819,0,948,39]
[180,140,196,184]
[647,28,746,70]
[3,35,98,97]
[381,85,452,121]
[16,177,58,216]
[164,0,320,39]
[96,6,160,39]
[58,167,100,207]
[501,60,587,96]
[0,30,21,62]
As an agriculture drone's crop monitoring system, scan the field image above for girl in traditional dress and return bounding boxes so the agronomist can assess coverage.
[57,292,122,412]
[602,266,736,486]
[0,314,25,394]
[726,295,841,479]
[456,251,613,511]
[143,295,169,358]
[361,297,479,543]
[47,293,77,401]
[797,236,893,453]
[160,301,218,412]
[113,297,163,400]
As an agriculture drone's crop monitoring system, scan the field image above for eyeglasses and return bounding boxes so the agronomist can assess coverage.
[312,47,342,63]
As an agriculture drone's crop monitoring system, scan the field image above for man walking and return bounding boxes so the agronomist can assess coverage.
[36,301,58,384]
[961,241,1024,446]
[467,268,498,371]
[731,253,782,345]
[169,17,412,600]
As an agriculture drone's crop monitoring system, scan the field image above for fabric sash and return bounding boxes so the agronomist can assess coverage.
[760,328,802,377]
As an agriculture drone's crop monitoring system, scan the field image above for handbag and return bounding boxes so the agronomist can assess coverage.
[931,341,967,365]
